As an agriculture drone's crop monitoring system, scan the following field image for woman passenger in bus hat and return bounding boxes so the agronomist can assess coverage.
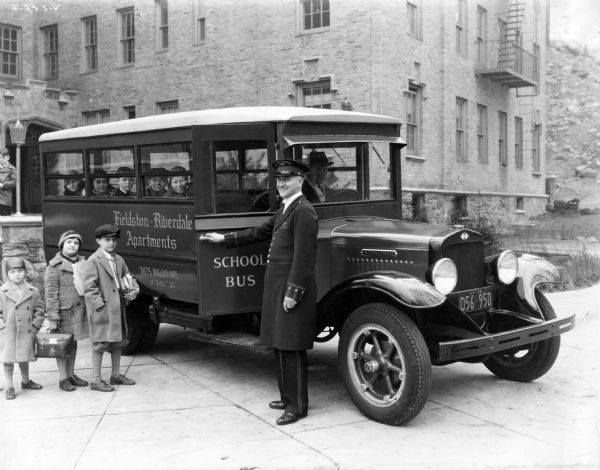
[165,166,191,198]
[45,230,89,391]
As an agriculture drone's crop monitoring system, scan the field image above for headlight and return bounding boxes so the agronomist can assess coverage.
[431,258,457,295]
[496,250,518,285]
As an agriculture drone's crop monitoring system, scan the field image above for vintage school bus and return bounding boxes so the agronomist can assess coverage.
[39,107,574,425]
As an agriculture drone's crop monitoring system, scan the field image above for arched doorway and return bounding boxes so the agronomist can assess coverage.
[3,118,63,214]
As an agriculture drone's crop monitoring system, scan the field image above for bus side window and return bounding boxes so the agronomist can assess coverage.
[88,147,136,197]
[214,140,269,213]
[140,143,192,199]
[43,151,84,197]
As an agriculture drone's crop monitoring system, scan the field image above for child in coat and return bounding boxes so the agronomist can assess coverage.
[82,224,139,392]
[0,257,45,400]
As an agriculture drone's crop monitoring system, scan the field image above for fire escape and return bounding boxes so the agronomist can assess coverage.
[475,0,538,88]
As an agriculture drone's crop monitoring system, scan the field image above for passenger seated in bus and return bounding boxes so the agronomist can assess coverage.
[63,170,84,197]
[145,168,167,197]
[114,167,135,197]
[90,171,113,197]
[302,151,333,203]
[164,166,191,198]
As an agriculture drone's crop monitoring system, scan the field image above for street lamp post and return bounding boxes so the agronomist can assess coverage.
[7,117,29,217]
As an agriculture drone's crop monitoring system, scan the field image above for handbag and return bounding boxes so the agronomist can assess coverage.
[35,330,74,358]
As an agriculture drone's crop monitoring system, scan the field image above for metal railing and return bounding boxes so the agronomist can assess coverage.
[476,40,538,84]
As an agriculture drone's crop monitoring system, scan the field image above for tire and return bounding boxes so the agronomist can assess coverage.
[123,326,142,355]
[137,322,160,351]
[122,297,160,355]
[123,323,160,355]
[338,303,432,426]
[483,289,560,382]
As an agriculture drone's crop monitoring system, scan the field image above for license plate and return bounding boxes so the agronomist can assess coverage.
[450,286,494,313]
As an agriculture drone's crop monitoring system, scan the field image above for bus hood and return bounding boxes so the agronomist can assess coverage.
[321,217,460,250]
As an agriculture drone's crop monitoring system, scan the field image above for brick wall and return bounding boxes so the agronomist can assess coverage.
[2,0,549,223]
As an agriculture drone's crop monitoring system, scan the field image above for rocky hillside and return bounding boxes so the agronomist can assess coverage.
[546,41,600,209]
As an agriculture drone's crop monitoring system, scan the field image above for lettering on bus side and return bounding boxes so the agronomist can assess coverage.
[212,254,268,288]
[113,210,194,251]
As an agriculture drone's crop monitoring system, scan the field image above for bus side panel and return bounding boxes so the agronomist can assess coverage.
[197,238,269,315]
[43,202,197,303]
[126,256,197,303]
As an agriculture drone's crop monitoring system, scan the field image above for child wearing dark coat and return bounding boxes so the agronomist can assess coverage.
[0,257,45,400]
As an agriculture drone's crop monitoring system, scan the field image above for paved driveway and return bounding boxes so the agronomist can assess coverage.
[1,285,598,470]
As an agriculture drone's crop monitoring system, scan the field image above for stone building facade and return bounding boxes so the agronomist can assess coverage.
[2,0,548,229]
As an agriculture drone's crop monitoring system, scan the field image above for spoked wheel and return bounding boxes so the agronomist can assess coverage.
[339,303,431,425]
[314,325,338,343]
[484,289,560,382]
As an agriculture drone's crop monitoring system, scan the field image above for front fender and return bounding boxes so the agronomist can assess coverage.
[516,254,560,311]
[320,271,446,311]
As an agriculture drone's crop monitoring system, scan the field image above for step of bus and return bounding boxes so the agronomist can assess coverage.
[187,330,272,354]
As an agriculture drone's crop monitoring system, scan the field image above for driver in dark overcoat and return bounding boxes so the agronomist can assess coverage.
[202,159,318,425]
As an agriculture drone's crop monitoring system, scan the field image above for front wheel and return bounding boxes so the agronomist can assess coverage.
[483,289,560,382]
[338,303,431,426]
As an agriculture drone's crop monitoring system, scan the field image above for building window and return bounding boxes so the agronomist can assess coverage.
[476,6,487,66]
[0,24,20,78]
[41,24,58,79]
[477,104,488,163]
[300,0,330,32]
[195,0,206,43]
[455,97,467,162]
[514,116,523,169]
[299,80,331,108]
[532,123,541,172]
[532,42,540,95]
[456,0,466,56]
[124,106,136,119]
[405,85,421,155]
[498,111,507,167]
[156,0,168,50]
[157,100,179,114]
[407,1,421,39]
[118,7,135,65]
[516,197,524,211]
[412,193,426,221]
[83,109,110,125]
[454,195,468,219]
[82,16,97,72]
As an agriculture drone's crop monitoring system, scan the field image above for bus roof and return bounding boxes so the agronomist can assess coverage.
[39,106,401,142]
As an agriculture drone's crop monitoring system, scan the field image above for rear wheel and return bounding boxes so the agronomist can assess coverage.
[339,303,431,425]
[483,290,560,382]
[123,297,160,355]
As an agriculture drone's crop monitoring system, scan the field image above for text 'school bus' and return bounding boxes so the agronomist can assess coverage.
[39,106,574,425]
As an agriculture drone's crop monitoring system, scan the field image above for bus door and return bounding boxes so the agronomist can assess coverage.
[194,124,276,316]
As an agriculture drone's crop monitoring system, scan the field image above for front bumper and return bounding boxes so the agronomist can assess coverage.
[436,313,576,362]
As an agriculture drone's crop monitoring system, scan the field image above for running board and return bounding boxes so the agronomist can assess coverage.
[187,331,272,354]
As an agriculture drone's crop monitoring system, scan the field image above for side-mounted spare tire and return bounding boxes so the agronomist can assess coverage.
[338,302,432,426]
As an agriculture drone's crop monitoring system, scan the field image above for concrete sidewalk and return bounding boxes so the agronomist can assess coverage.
[1,285,598,470]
